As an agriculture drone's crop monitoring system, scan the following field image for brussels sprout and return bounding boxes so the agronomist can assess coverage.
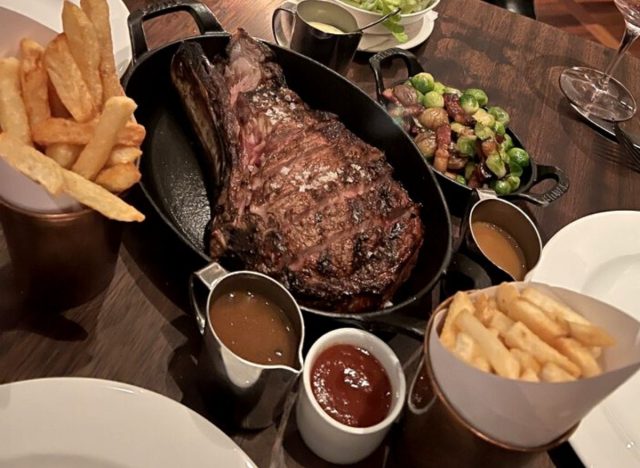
[500,133,514,152]
[455,175,467,185]
[457,136,476,156]
[508,147,530,167]
[444,86,462,96]
[486,153,507,178]
[460,94,480,114]
[472,109,496,127]
[464,162,475,181]
[492,120,506,136]
[418,107,449,130]
[506,174,521,191]
[433,81,446,95]
[488,106,510,125]
[422,91,445,108]
[451,122,466,134]
[415,131,437,158]
[474,123,495,141]
[492,179,512,195]
[508,161,523,177]
[464,88,489,106]
[499,146,509,163]
[410,72,435,93]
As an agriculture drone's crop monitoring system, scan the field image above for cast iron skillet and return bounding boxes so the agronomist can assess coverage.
[122,0,453,338]
[369,48,570,217]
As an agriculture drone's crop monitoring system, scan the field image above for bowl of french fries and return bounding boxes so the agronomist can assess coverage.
[425,282,640,449]
[0,0,144,222]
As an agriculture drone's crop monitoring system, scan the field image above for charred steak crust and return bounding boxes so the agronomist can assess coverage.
[171,30,424,312]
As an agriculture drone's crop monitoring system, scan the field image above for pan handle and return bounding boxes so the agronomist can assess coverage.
[128,0,226,65]
[507,164,570,206]
[350,313,427,341]
[369,48,424,105]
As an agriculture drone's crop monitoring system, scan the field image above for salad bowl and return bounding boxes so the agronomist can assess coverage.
[331,0,440,38]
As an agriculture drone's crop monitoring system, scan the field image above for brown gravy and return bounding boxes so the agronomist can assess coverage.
[209,290,298,367]
[471,221,527,280]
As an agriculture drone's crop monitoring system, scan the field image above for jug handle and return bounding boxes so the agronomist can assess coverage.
[272,1,298,47]
[189,262,228,335]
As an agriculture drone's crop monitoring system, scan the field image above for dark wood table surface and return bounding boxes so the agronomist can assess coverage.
[2,0,639,466]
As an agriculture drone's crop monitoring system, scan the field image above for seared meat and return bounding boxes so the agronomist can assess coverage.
[171,30,424,312]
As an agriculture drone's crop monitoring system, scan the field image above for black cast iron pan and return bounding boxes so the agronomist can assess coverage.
[123,0,454,339]
[369,48,571,217]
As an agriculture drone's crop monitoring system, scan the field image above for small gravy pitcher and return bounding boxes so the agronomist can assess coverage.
[190,263,305,429]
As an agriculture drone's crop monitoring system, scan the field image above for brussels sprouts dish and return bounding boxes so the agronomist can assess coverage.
[382,75,529,194]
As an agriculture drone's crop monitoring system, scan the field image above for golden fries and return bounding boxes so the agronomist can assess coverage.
[19,39,50,128]
[441,291,475,348]
[32,117,145,147]
[95,162,141,193]
[62,1,103,109]
[81,0,124,102]
[72,96,136,179]
[439,284,616,383]
[0,0,145,221]
[0,133,63,194]
[44,34,96,122]
[46,143,82,169]
[0,58,32,145]
[62,169,144,222]
[456,311,520,379]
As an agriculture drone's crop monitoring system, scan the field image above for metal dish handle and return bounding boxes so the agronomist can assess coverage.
[508,164,570,206]
[369,48,424,105]
[188,262,228,335]
[128,0,226,65]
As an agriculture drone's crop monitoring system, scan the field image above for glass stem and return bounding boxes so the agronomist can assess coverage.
[600,25,640,87]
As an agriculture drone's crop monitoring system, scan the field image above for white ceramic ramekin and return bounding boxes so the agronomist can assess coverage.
[296,328,406,464]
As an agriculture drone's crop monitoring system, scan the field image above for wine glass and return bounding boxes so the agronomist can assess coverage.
[559,0,640,122]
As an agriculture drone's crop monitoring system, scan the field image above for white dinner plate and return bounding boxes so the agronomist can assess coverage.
[358,11,437,53]
[528,210,640,468]
[0,378,256,468]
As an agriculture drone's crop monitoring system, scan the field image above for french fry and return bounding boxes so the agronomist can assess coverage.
[540,362,576,383]
[44,34,96,122]
[107,146,142,166]
[504,322,581,377]
[62,1,102,109]
[553,337,602,377]
[19,39,50,128]
[488,310,515,337]
[474,293,497,325]
[520,368,540,382]
[456,311,520,379]
[590,347,602,359]
[80,0,124,102]
[72,96,136,179]
[62,168,144,222]
[46,143,82,169]
[95,162,141,193]
[506,299,568,343]
[521,287,590,325]
[0,58,31,145]
[440,291,475,348]
[472,355,491,373]
[568,321,616,347]
[452,332,477,364]
[48,80,69,117]
[496,282,519,313]
[0,133,63,194]
[510,347,541,374]
[32,117,145,147]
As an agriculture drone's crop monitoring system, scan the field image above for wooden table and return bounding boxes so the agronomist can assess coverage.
[1,0,639,466]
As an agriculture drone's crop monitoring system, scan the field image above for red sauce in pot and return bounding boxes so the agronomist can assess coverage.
[311,344,392,428]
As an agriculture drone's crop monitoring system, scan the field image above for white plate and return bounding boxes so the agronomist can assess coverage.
[358,11,437,53]
[528,210,640,468]
[0,378,257,468]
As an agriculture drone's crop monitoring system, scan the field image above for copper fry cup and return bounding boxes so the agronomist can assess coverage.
[0,197,123,310]
[424,282,640,449]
